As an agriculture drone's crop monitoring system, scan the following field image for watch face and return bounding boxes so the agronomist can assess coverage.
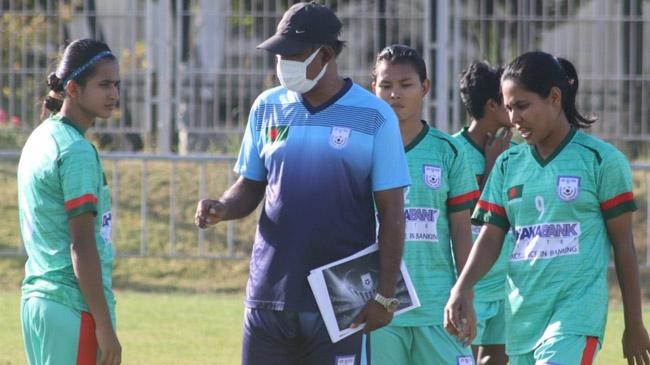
[387,298,400,312]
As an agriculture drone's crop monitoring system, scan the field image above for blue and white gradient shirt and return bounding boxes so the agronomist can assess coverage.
[236,79,411,311]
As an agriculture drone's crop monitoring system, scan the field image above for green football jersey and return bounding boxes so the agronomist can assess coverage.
[18,114,115,315]
[453,127,515,302]
[393,123,479,326]
[473,128,636,354]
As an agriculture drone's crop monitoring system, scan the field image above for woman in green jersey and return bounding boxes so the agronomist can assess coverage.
[18,39,121,365]
[445,51,650,365]
[455,61,514,365]
[370,44,478,364]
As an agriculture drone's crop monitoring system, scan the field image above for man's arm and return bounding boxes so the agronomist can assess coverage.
[195,176,267,228]
[69,212,121,365]
[350,186,405,333]
[374,187,406,297]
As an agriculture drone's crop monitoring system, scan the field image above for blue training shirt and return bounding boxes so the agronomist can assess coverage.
[236,79,411,311]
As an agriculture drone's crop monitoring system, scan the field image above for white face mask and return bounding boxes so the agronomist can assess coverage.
[276,47,328,94]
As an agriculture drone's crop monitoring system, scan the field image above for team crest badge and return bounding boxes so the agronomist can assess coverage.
[556,176,580,201]
[360,273,374,290]
[423,165,442,189]
[329,126,351,149]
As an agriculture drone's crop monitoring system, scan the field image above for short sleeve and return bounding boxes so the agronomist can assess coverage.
[598,150,637,220]
[371,110,411,191]
[59,141,100,218]
[447,142,480,213]
[234,101,267,181]
[472,154,509,231]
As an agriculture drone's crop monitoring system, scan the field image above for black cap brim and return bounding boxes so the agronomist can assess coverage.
[257,35,318,56]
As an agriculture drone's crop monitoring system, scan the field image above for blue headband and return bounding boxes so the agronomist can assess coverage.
[63,50,113,86]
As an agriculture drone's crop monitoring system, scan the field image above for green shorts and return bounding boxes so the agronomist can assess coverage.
[473,300,506,345]
[370,324,474,365]
[21,296,105,365]
[509,334,600,365]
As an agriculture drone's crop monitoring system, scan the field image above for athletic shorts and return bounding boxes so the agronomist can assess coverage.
[370,324,474,365]
[473,300,506,345]
[509,335,600,365]
[21,296,100,365]
[242,308,369,365]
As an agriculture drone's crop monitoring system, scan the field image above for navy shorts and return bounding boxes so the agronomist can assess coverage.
[242,308,369,365]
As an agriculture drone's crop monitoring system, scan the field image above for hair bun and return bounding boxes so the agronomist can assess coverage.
[47,72,63,92]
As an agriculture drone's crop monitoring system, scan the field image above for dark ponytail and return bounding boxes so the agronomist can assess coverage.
[555,57,595,128]
[42,39,116,114]
[43,73,64,113]
[501,51,596,129]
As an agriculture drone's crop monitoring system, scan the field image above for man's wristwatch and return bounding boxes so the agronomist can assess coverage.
[373,292,400,312]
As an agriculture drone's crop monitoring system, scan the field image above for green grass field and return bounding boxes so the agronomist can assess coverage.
[0,290,244,365]
[0,146,648,364]
[1,289,649,364]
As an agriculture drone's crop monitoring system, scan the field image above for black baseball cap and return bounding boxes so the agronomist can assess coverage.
[257,1,342,56]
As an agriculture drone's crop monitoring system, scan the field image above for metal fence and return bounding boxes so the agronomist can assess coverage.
[0,0,434,153]
[2,1,648,153]
[1,0,650,259]
[1,152,650,265]
[446,0,650,142]
[0,151,256,259]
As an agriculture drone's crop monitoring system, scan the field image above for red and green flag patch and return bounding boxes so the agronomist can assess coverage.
[266,125,289,143]
[508,184,523,200]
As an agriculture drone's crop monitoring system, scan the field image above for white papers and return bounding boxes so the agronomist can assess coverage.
[307,243,420,343]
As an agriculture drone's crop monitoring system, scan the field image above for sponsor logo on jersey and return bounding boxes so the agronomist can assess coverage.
[405,208,439,222]
[514,223,578,241]
[404,207,439,241]
[557,176,580,201]
[508,184,524,201]
[100,211,113,245]
[265,125,289,143]
[511,221,580,261]
[423,164,442,189]
[329,126,351,149]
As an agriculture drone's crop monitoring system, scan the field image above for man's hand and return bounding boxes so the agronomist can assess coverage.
[350,299,393,333]
[195,199,226,229]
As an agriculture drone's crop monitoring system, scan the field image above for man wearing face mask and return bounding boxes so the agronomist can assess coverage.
[194,2,410,364]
